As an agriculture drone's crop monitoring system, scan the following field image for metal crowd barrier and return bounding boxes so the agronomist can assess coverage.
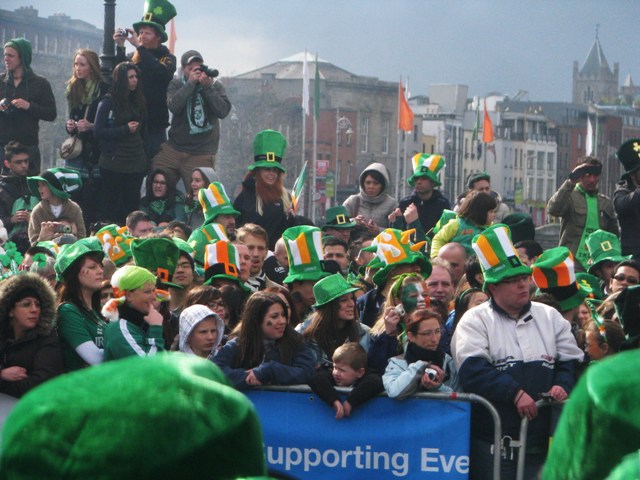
[252,386,504,480]
[516,397,561,480]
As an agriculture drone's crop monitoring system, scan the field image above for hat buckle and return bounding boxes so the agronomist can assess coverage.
[266,152,275,162]
[336,214,347,225]
[143,12,154,21]
[420,166,429,173]
[634,142,640,153]
[600,241,613,252]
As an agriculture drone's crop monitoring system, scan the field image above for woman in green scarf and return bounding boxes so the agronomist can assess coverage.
[139,168,186,225]
[64,49,109,226]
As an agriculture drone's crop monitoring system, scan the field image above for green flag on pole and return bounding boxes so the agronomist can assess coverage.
[314,53,320,121]
[291,161,307,214]
[472,99,480,143]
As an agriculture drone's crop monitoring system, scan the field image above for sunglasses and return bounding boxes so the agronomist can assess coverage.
[613,274,639,285]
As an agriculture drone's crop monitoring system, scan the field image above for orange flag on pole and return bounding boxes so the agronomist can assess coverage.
[168,19,177,54]
[398,78,414,132]
[483,98,494,143]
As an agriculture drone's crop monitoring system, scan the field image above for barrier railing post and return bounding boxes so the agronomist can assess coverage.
[515,397,559,480]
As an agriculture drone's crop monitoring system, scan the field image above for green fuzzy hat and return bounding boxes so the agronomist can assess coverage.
[408,153,445,187]
[586,229,631,275]
[132,0,177,43]
[249,130,287,173]
[576,272,604,301]
[131,237,181,289]
[282,225,330,284]
[322,205,356,231]
[432,209,457,236]
[203,241,248,291]
[312,273,358,308]
[617,138,640,180]
[96,224,134,266]
[111,265,157,292]
[27,168,83,200]
[0,354,267,478]
[199,182,240,226]
[54,236,105,281]
[472,224,532,288]
[188,223,230,267]
[531,246,592,311]
[4,38,32,72]
[365,228,431,287]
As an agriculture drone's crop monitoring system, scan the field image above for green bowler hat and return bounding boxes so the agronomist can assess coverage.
[408,153,445,187]
[54,236,105,281]
[0,354,267,478]
[586,229,631,275]
[27,167,82,200]
[199,182,240,226]
[531,246,591,311]
[312,273,359,308]
[502,212,535,243]
[131,237,181,289]
[282,225,330,284]
[365,228,431,287]
[249,129,287,173]
[132,0,177,43]
[322,205,356,231]
[472,224,532,288]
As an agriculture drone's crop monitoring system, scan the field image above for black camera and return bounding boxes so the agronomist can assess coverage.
[0,98,17,116]
[425,368,438,381]
[197,64,219,78]
[55,224,72,234]
[117,28,130,38]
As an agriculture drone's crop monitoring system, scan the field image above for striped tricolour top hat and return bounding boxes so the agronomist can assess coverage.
[472,224,532,288]
[532,246,592,312]
[187,223,230,267]
[408,154,445,187]
[282,225,329,284]
[199,182,240,226]
[202,241,247,291]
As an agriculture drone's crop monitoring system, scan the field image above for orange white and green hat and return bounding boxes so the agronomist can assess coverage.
[531,246,593,311]
[408,153,445,187]
[202,241,248,291]
[96,224,133,266]
[472,224,532,288]
[199,182,240,227]
[365,228,431,287]
[282,225,330,284]
[188,223,230,267]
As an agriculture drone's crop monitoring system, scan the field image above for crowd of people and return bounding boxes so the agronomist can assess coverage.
[2,2,640,478]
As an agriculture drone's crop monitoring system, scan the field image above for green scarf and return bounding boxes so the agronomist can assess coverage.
[575,184,599,268]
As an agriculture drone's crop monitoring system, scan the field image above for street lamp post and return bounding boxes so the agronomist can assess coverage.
[100,0,116,83]
[335,109,353,206]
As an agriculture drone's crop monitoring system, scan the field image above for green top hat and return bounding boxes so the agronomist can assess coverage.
[502,213,535,243]
[467,171,490,189]
[312,273,359,308]
[617,138,640,180]
[132,0,177,43]
[203,241,248,291]
[27,168,83,200]
[131,237,181,289]
[408,153,445,187]
[248,130,287,173]
[576,272,604,301]
[472,224,532,288]
[586,229,631,274]
[54,237,105,282]
[199,182,240,226]
[531,246,591,311]
[365,228,431,287]
[282,225,330,284]
[321,205,356,231]
[96,224,133,267]
[188,223,230,267]
[0,355,267,478]
[173,237,195,258]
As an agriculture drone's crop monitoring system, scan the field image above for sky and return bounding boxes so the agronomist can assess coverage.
[3,0,640,102]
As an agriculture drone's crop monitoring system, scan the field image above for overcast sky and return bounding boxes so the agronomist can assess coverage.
[4,0,639,102]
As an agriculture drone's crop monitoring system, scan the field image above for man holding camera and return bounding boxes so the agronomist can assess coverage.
[152,50,231,193]
[113,0,177,159]
[547,157,618,271]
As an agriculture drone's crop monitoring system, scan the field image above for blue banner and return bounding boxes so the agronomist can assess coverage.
[247,390,470,479]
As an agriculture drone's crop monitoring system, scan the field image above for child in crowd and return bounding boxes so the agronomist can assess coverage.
[308,342,383,420]
[27,168,86,244]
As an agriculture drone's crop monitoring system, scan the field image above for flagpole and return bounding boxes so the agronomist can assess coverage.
[395,77,402,201]
[311,53,319,224]
[402,132,408,198]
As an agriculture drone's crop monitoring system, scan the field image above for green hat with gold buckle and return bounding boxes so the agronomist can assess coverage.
[248,130,287,173]
[132,0,177,43]
[586,229,631,275]
[321,205,356,231]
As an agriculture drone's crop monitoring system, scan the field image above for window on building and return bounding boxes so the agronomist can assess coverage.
[527,150,534,169]
[381,118,390,154]
[547,152,555,171]
[413,125,418,142]
[360,117,369,153]
[464,138,469,156]
[577,133,582,149]
[537,151,544,170]
[536,178,544,201]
